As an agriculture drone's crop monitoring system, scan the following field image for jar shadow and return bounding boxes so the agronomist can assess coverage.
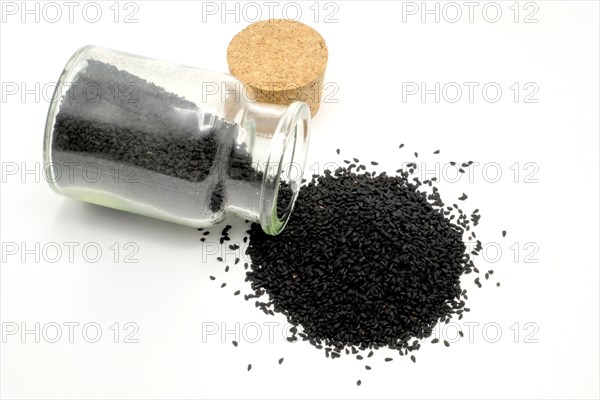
[52,199,216,250]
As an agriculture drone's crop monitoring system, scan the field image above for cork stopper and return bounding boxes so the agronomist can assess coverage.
[227,19,328,117]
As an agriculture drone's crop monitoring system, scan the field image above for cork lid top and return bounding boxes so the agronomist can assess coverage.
[227,19,328,90]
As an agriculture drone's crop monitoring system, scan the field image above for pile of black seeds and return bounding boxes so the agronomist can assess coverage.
[242,150,491,359]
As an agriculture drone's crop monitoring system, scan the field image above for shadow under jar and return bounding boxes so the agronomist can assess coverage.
[44,46,310,235]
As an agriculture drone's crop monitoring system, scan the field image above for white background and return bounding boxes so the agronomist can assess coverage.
[1,1,599,399]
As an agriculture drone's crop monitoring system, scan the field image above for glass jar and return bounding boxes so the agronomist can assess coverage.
[43,46,310,235]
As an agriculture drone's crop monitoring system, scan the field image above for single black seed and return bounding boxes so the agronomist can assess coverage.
[367,351,373,358]
[434,150,440,154]
[336,149,340,155]
[365,365,371,370]
[399,143,404,148]
[357,380,361,386]
[234,290,240,295]
[232,341,238,347]
[458,193,468,201]
[444,340,449,347]
[209,275,215,280]
[431,338,439,344]
[371,161,378,166]
[247,364,252,371]
[221,283,226,288]
[411,355,416,363]
[502,230,507,237]
[497,282,501,287]
[356,355,363,360]
[278,358,284,364]
[385,357,393,362]
[217,257,223,262]
[225,265,229,272]
[414,152,418,158]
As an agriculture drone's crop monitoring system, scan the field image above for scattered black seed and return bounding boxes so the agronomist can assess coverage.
[502,230,506,237]
[356,380,361,386]
[229,244,239,250]
[278,358,284,364]
[458,193,468,201]
[384,358,393,362]
[242,150,493,366]
[399,143,404,148]
[225,265,230,272]
[431,338,439,344]
[234,290,240,296]
[444,340,449,347]
[434,150,440,154]
[221,283,226,288]
[365,365,371,370]
[209,275,215,280]
[459,168,465,173]
[232,341,238,347]
[367,351,373,358]
[336,149,340,155]
[411,355,416,363]
[414,152,418,158]
[217,257,223,262]
[496,282,501,287]
[371,161,378,166]
[356,355,363,360]
[247,364,252,371]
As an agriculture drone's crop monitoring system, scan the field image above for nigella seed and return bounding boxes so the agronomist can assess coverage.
[217,257,223,262]
[336,149,340,155]
[209,275,215,280]
[221,283,226,288]
[247,364,252,371]
[357,380,362,386]
[371,161,378,166]
[234,290,240,295]
[365,365,371,370]
[502,230,507,237]
[458,193,468,201]
[225,265,229,272]
[414,152,418,158]
[444,340,449,347]
[497,282,501,287]
[399,143,404,148]
[384,357,393,362]
[232,341,238,347]
[243,145,492,363]
[434,150,440,154]
[278,358,284,364]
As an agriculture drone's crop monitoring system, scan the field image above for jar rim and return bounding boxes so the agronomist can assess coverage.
[259,102,311,235]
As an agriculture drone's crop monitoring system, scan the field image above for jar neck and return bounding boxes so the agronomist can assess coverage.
[226,101,310,235]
